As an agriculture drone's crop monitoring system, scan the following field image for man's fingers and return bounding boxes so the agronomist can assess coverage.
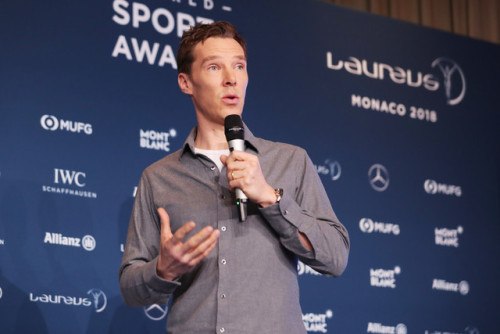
[170,221,196,244]
[158,207,172,238]
[187,234,219,266]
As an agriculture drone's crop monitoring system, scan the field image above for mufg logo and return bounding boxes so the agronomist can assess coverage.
[40,115,93,135]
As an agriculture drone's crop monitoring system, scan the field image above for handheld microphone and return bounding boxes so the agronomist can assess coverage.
[224,114,247,222]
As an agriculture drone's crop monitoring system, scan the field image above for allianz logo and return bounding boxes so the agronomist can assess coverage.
[424,179,462,197]
[359,218,400,236]
[302,309,333,333]
[297,260,322,276]
[326,52,466,106]
[30,288,107,312]
[40,115,92,135]
[140,128,177,152]
[370,266,401,289]
[44,232,96,251]
[367,322,407,334]
[435,226,463,248]
[432,279,470,296]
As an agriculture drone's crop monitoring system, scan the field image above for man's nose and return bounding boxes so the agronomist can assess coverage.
[223,69,237,86]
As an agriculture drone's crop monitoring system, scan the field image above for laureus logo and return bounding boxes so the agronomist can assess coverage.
[431,57,466,106]
[87,289,107,313]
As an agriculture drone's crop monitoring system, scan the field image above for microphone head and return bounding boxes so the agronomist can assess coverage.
[224,114,244,141]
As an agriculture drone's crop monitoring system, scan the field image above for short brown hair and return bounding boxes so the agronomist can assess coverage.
[177,21,247,74]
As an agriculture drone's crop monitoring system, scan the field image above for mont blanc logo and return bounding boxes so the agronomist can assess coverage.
[359,218,400,235]
[432,279,470,295]
[40,114,93,135]
[140,128,177,152]
[302,309,333,333]
[144,304,169,321]
[315,159,341,181]
[431,57,466,106]
[42,168,97,199]
[367,322,407,334]
[297,260,322,276]
[43,232,96,251]
[87,289,107,313]
[435,226,463,247]
[368,164,389,192]
[370,266,401,289]
[424,179,462,197]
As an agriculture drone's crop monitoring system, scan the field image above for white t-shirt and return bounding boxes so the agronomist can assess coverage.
[193,147,230,172]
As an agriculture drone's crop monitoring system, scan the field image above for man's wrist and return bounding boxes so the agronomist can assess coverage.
[258,186,282,208]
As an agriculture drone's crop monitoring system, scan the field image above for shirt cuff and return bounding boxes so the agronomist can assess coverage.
[145,257,182,295]
[259,194,314,258]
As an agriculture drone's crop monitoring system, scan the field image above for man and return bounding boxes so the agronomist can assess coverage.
[119,21,349,334]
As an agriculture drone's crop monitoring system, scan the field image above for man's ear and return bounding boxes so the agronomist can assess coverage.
[178,73,192,95]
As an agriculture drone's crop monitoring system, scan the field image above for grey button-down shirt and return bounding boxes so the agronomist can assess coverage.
[119,125,350,334]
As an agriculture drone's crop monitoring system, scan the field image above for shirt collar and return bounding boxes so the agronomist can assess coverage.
[180,123,260,160]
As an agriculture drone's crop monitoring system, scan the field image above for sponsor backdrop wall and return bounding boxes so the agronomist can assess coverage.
[1,0,499,333]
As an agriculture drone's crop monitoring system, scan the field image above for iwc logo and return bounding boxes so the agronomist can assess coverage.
[368,164,389,192]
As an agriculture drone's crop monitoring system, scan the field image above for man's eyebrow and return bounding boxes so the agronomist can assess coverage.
[200,55,247,65]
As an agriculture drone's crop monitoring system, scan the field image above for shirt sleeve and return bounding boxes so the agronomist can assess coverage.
[118,172,181,307]
[259,149,350,277]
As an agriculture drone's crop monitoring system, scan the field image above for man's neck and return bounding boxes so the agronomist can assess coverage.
[194,121,229,150]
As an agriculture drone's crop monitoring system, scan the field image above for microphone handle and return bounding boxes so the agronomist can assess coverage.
[228,138,247,221]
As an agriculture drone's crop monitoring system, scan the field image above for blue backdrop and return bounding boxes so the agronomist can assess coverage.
[1,0,499,333]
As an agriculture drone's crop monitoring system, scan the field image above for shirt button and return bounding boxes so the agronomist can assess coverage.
[220,293,226,299]
[221,226,227,232]
[221,259,227,265]
[219,328,225,333]
[284,210,289,215]
[210,166,216,171]
[220,194,226,199]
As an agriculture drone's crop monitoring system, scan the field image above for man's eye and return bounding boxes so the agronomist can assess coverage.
[236,64,245,70]
[208,65,218,71]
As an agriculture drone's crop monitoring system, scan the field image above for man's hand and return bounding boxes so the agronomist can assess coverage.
[156,207,220,281]
[220,151,313,251]
[220,151,276,208]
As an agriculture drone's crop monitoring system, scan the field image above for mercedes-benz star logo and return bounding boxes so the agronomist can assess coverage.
[144,304,169,321]
[368,164,389,192]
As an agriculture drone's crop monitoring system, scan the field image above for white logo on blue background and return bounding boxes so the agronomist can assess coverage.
[432,57,466,106]
[144,304,168,321]
[368,164,389,192]
[87,289,107,313]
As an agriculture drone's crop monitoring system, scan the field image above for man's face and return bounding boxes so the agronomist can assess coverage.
[178,37,248,126]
